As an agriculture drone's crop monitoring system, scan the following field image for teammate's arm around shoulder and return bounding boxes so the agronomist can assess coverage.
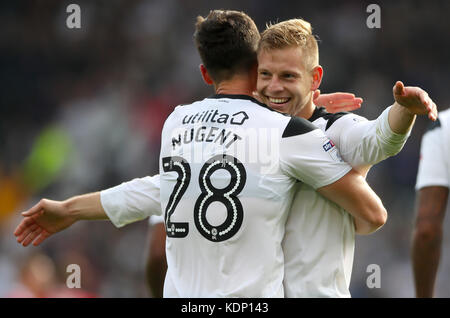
[280,116,386,235]
[317,170,387,234]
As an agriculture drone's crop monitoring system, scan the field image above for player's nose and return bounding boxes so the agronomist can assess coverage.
[266,77,284,94]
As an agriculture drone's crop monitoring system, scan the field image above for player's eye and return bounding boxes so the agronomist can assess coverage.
[259,70,271,77]
[282,73,295,79]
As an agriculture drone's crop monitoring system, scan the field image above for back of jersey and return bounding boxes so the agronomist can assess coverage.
[159,94,351,297]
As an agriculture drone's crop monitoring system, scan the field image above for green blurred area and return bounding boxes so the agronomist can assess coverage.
[22,125,73,193]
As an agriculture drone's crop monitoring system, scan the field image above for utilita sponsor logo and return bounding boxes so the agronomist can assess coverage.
[182,110,249,126]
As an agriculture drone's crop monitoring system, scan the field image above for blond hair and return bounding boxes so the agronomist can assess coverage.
[258,19,319,71]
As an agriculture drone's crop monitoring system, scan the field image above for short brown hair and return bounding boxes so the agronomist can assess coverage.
[194,10,260,83]
[258,19,319,70]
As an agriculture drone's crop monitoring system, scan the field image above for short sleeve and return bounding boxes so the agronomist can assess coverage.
[149,214,164,226]
[101,175,162,228]
[280,117,352,189]
[416,125,449,190]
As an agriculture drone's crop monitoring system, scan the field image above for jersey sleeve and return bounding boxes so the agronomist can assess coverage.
[149,214,164,226]
[100,174,162,228]
[415,121,449,190]
[280,117,352,189]
[325,106,409,168]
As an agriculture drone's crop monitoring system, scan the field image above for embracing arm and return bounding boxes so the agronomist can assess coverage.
[317,169,387,234]
[14,175,162,246]
[14,192,106,246]
[279,119,387,234]
[327,82,437,170]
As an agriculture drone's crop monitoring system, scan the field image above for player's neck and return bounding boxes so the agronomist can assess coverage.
[215,74,256,97]
[295,97,315,120]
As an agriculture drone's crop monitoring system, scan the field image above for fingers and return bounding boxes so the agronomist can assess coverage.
[328,97,363,111]
[22,201,44,217]
[329,92,356,100]
[21,227,44,247]
[316,93,363,112]
[16,223,39,243]
[420,92,430,107]
[332,97,363,107]
[428,101,438,121]
[313,89,320,101]
[394,81,405,96]
[252,91,262,103]
[418,91,437,121]
[32,231,51,246]
[14,217,37,236]
[330,103,362,112]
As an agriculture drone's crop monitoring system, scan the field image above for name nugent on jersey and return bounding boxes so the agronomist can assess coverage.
[170,125,280,172]
[172,109,248,153]
[172,126,242,150]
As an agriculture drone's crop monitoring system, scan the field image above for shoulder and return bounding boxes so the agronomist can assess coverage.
[282,116,318,138]
[439,107,450,119]
[423,108,450,134]
[436,108,450,129]
[309,107,365,131]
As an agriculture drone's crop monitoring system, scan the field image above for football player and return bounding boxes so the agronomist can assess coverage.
[412,108,449,297]
[14,10,387,297]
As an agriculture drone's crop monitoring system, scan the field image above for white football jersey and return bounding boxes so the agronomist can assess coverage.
[101,103,408,298]
[416,108,450,190]
[149,214,164,226]
[283,105,410,297]
[158,94,351,297]
[101,175,162,228]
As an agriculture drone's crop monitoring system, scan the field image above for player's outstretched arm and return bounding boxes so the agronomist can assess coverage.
[411,186,449,297]
[322,81,438,172]
[313,89,363,113]
[389,81,437,134]
[317,169,387,235]
[14,192,106,246]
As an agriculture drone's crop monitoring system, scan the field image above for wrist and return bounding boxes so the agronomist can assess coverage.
[64,192,105,221]
[63,196,83,221]
[393,101,415,116]
[389,102,417,134]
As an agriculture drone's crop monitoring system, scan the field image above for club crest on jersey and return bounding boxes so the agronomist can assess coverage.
[323,140,335,152]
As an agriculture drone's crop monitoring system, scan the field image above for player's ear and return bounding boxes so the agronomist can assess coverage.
[200,64,214,85]
[310,65,323,91]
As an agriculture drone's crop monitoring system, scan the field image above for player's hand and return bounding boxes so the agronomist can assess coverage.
[14,199,76,246]
[393,81,438,121]
[313,90,363,113]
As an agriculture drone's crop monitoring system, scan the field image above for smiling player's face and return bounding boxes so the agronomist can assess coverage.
[257,47,314,117]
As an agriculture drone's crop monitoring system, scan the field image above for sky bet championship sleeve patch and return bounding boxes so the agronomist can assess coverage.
[323,139,344,162]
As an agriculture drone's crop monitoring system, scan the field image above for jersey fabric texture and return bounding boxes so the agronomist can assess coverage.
[102,95,348,298]
[416,108,450,190]
[101,176,162,228]
[156,95,351,297]
[283,105,410,297]
[101,103,409,297]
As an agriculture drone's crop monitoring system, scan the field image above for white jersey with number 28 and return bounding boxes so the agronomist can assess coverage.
[158,94,351,297]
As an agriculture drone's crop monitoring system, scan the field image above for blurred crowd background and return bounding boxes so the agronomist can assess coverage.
[1,0,449,298]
